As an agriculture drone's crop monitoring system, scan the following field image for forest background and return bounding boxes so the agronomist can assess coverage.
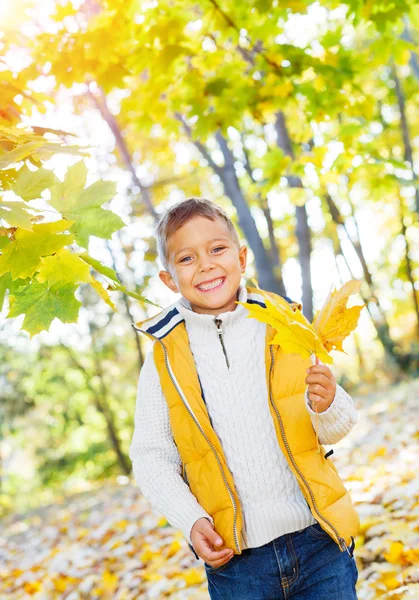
[1,0,419,598]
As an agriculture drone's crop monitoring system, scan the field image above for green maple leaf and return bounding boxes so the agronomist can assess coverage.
[37,248,92,285]
[0,219,74,279]
[8,280,81,337]
[49,160,124,248]
[49,160,88,212]
[11,165,57,201]
[0,272,13,311]
[69,208,125,249]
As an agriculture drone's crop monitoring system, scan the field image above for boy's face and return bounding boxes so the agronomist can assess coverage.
[159,216,247,315]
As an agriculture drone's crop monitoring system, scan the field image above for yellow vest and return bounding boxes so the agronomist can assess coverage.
[133,286,360,554]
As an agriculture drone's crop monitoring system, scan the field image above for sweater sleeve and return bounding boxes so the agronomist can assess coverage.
[304,383,359,445]
[129,349,214,545]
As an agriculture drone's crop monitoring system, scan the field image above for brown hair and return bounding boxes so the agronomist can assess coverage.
[156,197,240,270]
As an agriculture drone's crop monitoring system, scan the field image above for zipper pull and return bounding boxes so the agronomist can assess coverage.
[214,318,223,338]
[213,318,230,369]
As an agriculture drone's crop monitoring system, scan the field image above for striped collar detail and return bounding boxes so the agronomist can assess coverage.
[137,303,185,340]
[246,289,295,309]
[246,290,267,308]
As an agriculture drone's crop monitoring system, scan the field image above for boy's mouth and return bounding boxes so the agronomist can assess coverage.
[195,277,226,293]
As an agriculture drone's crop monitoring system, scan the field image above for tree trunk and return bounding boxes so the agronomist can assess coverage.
[93,354,131,475]
[275,112,313,320]
[106,237,144,371]
[392,66,419,216]
[398,193,419,338]
[62,343,131,475]
[177,113,283,294]
[214,131,284,294]
[323,193,406,370]
[332,245,367,377]
[240,135,287,295]
[261,199,287,296]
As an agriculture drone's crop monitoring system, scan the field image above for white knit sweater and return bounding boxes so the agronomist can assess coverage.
[129,284,359,550]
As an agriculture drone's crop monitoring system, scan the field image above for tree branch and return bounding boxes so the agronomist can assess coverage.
[87,86,159,222]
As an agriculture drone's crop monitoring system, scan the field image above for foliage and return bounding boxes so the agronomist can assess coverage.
[0,127,155,336]
[1,381,418,599]
[8,0,417,348]
[0,338,138,517]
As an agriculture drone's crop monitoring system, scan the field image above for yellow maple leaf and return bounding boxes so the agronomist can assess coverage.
[180,567,206,586]
[53,575,75,593]
[166,539,182,558]
[383,541,404,564]
[23,581,42,595]
[312,280,365,353]
[102,569,118,591]
[238,283,332,364]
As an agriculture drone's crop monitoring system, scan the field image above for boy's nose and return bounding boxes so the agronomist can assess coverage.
[198,259,216,272]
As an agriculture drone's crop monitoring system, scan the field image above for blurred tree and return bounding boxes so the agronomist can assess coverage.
[13,0,417,355]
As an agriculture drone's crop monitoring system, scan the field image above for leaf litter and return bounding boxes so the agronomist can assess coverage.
[0,380,418,599]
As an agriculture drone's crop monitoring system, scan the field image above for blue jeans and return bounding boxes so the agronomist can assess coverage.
[203,522,358,599]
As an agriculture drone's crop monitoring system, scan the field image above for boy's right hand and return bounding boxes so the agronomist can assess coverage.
[190,517,235,568]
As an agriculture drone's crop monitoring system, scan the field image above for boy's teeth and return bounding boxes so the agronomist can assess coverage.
[198,278,224,291]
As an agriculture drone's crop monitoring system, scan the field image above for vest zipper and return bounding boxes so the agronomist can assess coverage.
[214,318,230,369]
[268,346,347,552]
[182,463,189,486]
[133,325,240,554]
[162,338,241,552]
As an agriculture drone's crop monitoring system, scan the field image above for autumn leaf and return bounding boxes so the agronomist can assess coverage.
[0,219,75,280]
[239,279,364,364]
[312,280,365,353]
[49,159,124,249]
[237,283,333,364]
[7,280,81,337]
[37,248,92,285]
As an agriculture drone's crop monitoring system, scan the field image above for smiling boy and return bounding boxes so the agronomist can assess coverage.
[129,198,360,599]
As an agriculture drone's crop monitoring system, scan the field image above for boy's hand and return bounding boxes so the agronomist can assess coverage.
[305,357,337,413]
[190,517,234,568]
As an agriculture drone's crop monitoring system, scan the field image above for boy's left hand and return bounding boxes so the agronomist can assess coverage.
[305,357,337,413]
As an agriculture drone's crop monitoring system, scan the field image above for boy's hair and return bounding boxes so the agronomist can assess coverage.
[156,197,240,271]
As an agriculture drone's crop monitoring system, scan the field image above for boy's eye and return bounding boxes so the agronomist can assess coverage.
[179,256,192,263]
[212,246,225,252]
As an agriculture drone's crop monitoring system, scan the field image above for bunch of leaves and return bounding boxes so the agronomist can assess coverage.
[238,279,364,364]
[0,126,153,337]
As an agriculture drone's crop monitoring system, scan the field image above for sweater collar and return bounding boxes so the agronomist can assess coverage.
[133,284,269,341]
[174,284,250,344]
[176,283,248,326]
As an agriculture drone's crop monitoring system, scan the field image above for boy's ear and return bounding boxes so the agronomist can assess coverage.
[159,270,179,293]
[239,245,247,273]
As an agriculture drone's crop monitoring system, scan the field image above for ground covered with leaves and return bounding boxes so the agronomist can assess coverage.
[1,379,418,599]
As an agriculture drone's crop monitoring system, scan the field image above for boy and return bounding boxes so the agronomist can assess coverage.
[129,198,360,599]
